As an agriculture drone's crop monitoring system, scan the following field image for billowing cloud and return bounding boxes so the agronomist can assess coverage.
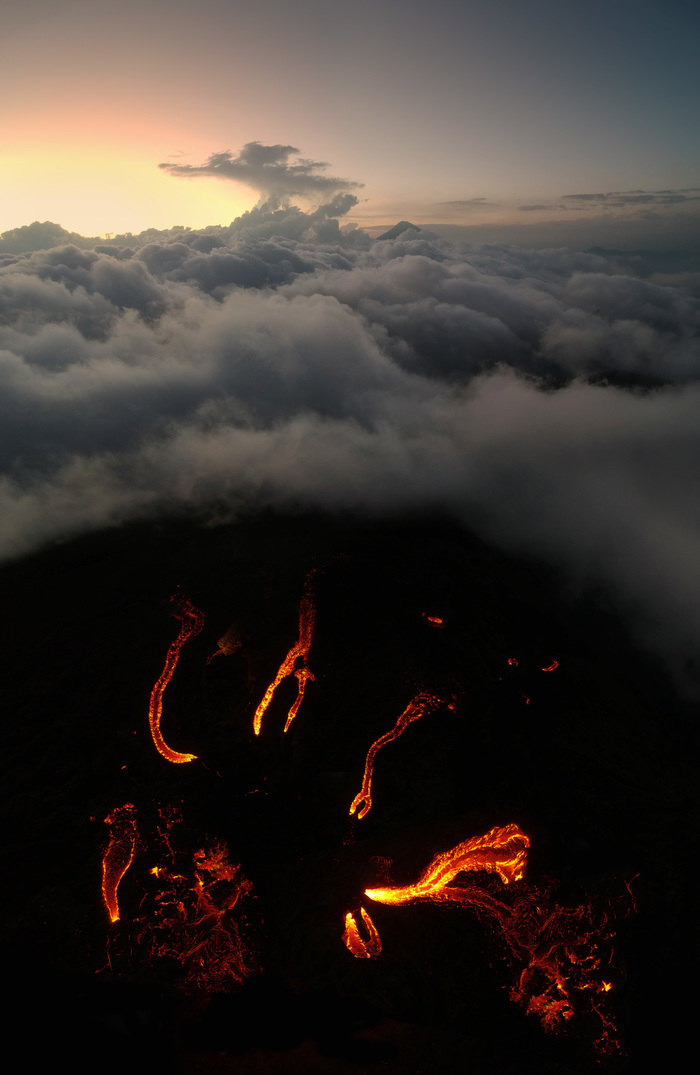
[2,198,700,695]
[159,141,363,204]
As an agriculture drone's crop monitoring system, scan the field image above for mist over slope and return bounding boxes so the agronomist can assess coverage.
[2,200,700,692]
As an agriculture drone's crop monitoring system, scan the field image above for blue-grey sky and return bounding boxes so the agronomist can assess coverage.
[2,0,698,234]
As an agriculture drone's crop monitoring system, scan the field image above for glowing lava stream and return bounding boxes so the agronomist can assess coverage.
[253,574,316,736]
[149,595,204,763]
[342,907,382,959]
[349,691,453,819]
[102,803,138,923]
[365,823,530,904]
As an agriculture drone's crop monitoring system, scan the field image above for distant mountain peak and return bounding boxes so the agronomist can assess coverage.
[376,220,421,240]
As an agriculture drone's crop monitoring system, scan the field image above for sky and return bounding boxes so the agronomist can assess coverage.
[3,0,699,237]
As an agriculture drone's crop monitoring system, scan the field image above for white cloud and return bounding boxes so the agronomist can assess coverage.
[2,209,700,693]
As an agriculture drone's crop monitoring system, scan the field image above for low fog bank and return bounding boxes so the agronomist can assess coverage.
[2,201,700,694]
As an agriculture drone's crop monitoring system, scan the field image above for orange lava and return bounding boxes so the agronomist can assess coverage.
[111,807,257,994]
[422,613,444,626]
[507,658,518,666]
[342,907,382,959]
[365,823,530,904]
[102,803,138,923]
[542,660,560,671]
[349,691,451,819]
[148,595,204,763]
[253,574,316,736]
[364,825,632,1056]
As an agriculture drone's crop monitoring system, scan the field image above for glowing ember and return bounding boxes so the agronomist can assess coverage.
[507,658,518,666]
[135,836,253,993]
[421,613,444,626]
[365,823,530,903]
[148,594,204,763]
[542,660,560,672]
[506,882,630,1055]
[342,907,382,959]
[253,573,316,736]
[349,691,452,819]
[102,803,138,923]
[206,624,242,664]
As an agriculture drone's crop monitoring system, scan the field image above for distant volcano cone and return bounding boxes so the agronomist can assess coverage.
[376,220,421,240]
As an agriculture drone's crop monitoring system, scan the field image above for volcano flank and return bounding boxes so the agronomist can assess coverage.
[1,510,695,1074]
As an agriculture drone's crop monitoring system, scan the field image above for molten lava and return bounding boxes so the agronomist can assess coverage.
[364,825,631,1056]
[365,823,530,903]
[542,660,560,672]
[253,573,316,736]
[349,691,452,819]
[105,805,255,993]
[148,594,204,763]
[102,803,138,923]
[342,907,382,959]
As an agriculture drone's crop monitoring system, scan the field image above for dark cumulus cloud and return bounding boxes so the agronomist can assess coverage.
[159,141,363,204]
[2,159,700,695]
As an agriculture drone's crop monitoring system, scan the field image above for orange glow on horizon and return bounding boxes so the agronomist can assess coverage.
[1,140,255,238]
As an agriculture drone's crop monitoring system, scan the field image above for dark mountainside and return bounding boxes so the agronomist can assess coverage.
[1,510,696,1074]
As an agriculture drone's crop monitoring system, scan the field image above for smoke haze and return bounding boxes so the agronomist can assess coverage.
[2,195,700,693]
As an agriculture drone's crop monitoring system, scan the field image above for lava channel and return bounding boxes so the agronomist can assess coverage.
[253,573,316,736]
[365,823,530,904]
[148,594,204,763]
[349,690,452,819]
[342,907,382,959]
[102,802,138,923]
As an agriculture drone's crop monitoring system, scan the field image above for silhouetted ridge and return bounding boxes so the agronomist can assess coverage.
[376,220,421,240]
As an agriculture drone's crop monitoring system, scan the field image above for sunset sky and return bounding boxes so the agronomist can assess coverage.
[3,0,700,698]
[4,0,699,236]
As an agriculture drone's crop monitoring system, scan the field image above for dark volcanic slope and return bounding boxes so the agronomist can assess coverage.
[1,510,696,1074]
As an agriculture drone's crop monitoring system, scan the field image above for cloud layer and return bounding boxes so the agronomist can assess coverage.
[2,199,700,692]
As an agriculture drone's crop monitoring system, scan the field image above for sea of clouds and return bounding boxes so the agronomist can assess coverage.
[2,196,700,692]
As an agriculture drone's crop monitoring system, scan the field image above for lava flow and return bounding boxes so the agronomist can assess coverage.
[148,594,204,763]
[105,805,256,993]
[365,823,530,903]
[363,825,631,1056]
[349,690,452,819]
[102,802,138,923]
[253,572,316,736]
[342,907,382,959]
